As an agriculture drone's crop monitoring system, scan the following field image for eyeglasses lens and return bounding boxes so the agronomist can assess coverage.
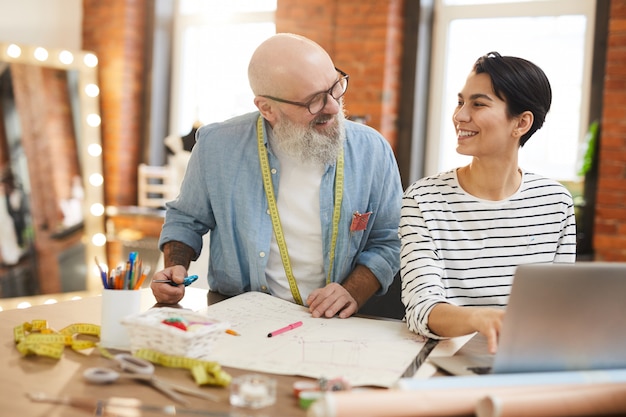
[308,77,348,114]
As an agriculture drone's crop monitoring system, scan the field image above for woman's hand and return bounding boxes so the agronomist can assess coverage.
[468,307,506,354]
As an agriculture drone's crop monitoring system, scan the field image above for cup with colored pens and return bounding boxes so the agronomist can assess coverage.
[97,251,151,291]
[98,252,149,350]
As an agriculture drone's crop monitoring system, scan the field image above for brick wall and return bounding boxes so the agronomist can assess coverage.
[82,0,148,207]
[594,0,626,261]
[276,0,404,150]
[82,0,149,264]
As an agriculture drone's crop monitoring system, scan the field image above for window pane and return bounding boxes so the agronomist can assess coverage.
[179,0,277,14]
[438,15,587,181]
[175,22,276,134]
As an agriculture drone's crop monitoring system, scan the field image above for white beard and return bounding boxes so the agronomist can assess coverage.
[271,109,346,166]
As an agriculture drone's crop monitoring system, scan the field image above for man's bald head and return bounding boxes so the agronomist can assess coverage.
[248,33,335,98]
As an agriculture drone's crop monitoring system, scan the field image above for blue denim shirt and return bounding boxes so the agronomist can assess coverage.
[159,111,401,297]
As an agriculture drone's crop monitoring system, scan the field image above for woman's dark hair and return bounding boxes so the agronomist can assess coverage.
[473,52,552,147]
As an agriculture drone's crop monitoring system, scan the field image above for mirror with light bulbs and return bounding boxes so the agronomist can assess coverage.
[0,42,107,298]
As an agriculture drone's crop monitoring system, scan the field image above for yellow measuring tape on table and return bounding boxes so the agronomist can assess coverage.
[13,320,100,359]
[14,320,231,387]
[132,348,231,387]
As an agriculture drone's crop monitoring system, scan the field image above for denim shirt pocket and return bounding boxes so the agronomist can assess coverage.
[336,211,372,279]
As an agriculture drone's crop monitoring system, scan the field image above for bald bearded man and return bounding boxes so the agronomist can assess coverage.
[151,33,402,319]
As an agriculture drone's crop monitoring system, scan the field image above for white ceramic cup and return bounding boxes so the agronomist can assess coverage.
[100,289,142,350]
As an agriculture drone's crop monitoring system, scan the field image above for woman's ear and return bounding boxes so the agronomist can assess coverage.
[255,96,277,125]
[516,111,534,135]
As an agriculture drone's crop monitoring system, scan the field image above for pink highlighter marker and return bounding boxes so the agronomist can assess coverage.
[267,321,303,338]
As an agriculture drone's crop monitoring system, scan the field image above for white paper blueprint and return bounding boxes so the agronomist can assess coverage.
[199,291,426,387]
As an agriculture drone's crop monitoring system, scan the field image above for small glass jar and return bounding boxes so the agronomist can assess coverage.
[229,374,277,409]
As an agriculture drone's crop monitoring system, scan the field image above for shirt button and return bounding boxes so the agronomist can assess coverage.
[266,209,270,215]
[259,252,266,258]
[271,168,277,174]
[261,285,267,291]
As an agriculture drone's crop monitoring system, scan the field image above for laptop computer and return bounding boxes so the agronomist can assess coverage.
[429,262,626,376]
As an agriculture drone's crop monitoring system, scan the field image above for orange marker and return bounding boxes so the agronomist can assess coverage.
[133,266,151,290]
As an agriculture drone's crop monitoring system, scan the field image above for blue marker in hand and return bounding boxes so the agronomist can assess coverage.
[152,275,198,287]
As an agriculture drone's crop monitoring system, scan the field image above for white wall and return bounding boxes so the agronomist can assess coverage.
[0,0,82,50]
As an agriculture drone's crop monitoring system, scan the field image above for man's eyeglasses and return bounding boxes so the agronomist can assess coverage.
[261,68,349,115]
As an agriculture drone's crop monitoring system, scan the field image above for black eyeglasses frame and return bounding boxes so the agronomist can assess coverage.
[260,67,349,115]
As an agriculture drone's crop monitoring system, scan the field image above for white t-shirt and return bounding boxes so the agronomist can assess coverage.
[265,149,325,304]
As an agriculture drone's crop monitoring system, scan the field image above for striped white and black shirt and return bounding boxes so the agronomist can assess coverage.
[399,169,577,338]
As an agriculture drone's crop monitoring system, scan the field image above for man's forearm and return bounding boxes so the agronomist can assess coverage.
[163,241,195,269]
[341,264,381,309]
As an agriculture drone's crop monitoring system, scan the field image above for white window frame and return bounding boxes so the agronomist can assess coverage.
[424,0,596,181]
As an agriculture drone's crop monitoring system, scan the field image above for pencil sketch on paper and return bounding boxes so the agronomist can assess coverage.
[199,291,426,387]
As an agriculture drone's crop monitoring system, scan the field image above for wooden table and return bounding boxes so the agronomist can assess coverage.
[0,288,323,417]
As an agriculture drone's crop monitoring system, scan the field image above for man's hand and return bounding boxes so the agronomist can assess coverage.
[306,283,358,319]
[151,241,195,304]
[306,265,382,319]
[150,265,187,304]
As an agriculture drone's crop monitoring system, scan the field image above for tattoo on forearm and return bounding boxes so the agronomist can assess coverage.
[164,241,195,269]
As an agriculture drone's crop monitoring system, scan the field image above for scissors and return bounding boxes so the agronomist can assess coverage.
[83,353,218,405]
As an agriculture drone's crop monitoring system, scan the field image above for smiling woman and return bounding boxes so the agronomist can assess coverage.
[0,42,106,297]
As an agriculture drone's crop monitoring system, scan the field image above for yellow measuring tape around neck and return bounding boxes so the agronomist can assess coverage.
[256,116,343,305]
